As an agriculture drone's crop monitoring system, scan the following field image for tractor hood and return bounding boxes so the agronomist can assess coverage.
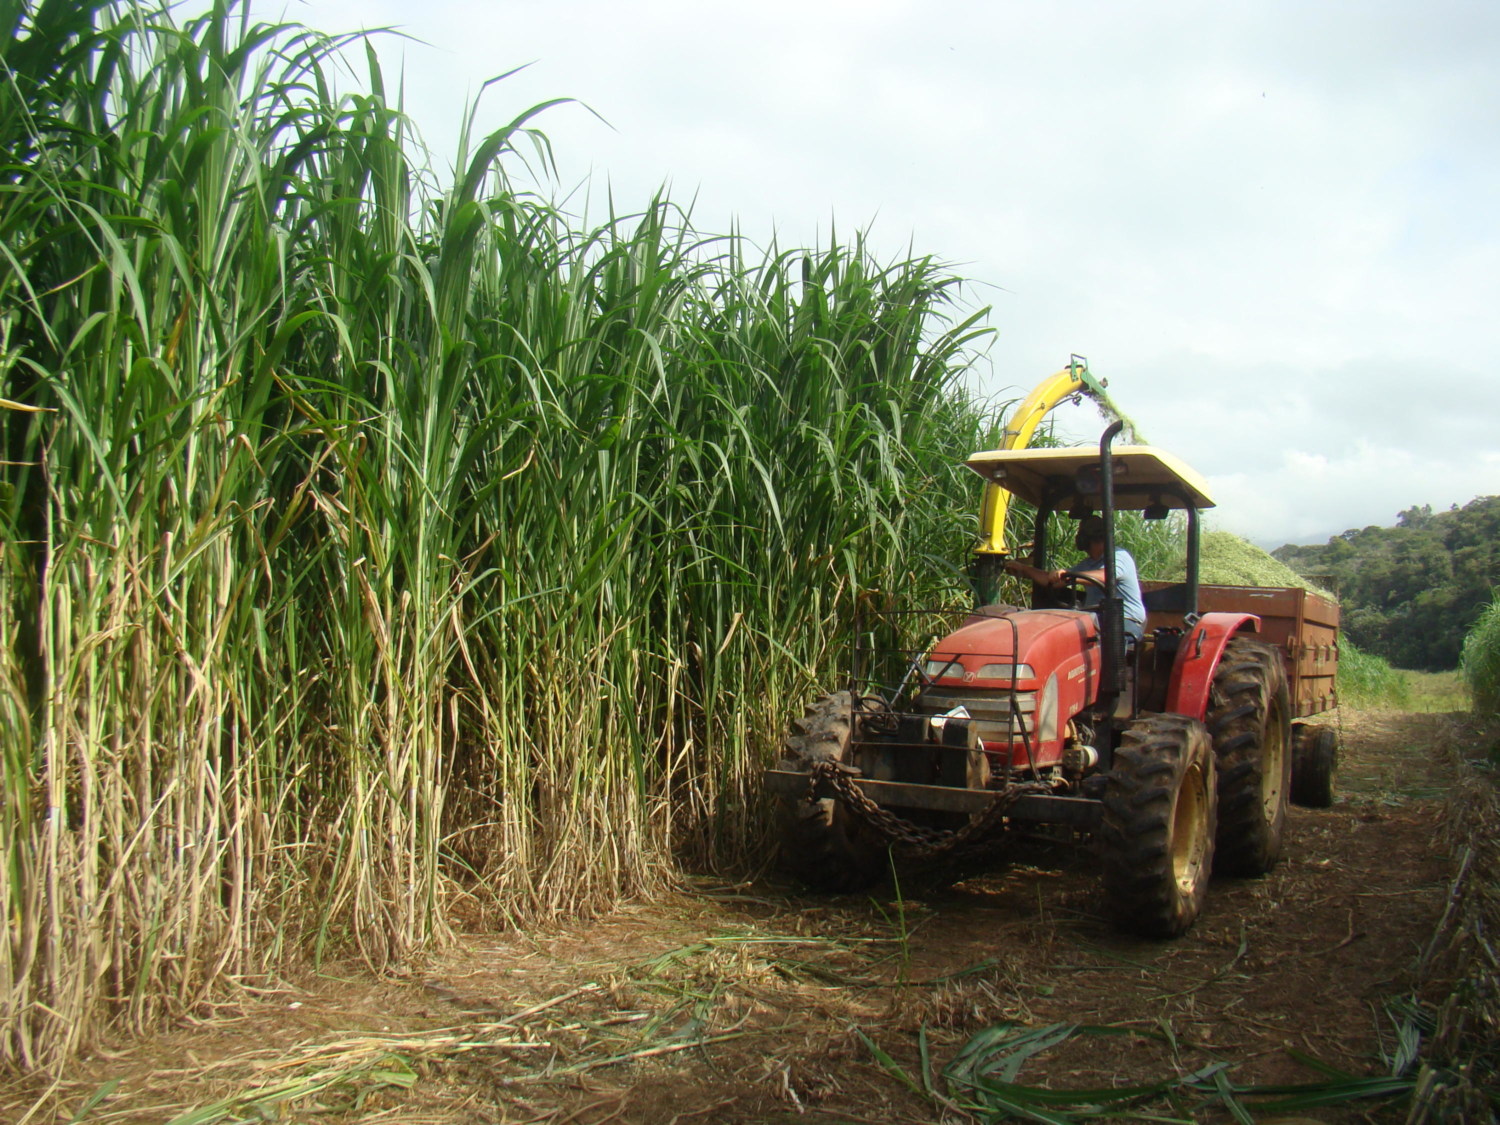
[923,609,1100,688]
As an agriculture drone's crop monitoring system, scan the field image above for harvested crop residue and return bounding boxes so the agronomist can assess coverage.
[4,708,1482,1124]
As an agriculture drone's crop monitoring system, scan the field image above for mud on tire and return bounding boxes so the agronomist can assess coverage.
[1100,713,1216,939]
[775,691,888,892]
[1208,637,1292,876]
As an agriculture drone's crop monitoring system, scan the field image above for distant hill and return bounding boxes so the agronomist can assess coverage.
[1272,496,1500,671]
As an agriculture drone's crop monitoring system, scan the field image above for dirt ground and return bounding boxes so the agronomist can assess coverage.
[2,707,1471,1124]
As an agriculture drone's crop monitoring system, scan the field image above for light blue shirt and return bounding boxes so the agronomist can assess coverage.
[1070,548,1146,640]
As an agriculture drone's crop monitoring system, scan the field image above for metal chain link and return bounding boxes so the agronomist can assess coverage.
[803,760,1043,859]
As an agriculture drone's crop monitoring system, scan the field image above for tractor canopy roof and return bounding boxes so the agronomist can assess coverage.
[964,444,1215,513]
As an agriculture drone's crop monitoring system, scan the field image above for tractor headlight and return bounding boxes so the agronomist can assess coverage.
[976,663,1035,681]
[923,660,1036,681]
[924,658,959,680]
[1038,673,1060,741]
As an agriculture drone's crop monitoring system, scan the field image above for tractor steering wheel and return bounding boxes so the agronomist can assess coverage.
[1062,570,1105,589]
[1058,571,1105,609]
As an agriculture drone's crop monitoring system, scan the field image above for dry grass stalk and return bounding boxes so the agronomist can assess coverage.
[1407,715,1500,1121]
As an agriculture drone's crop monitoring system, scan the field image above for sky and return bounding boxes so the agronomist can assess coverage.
[257,0,1500,547]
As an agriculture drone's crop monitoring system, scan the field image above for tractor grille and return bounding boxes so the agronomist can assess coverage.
[920,687,1036,743]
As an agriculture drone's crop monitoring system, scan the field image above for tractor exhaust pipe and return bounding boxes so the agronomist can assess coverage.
[1098,422,1128,710]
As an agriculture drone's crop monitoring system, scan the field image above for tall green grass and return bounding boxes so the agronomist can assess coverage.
[1461,596,1500,717]
[0,0,996,1070]
[1338,640,1413,710]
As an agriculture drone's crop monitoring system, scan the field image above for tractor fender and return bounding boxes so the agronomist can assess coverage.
[1164,612,1260,720]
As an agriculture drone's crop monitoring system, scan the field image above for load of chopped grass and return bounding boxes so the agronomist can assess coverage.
[1152,529,1333,595]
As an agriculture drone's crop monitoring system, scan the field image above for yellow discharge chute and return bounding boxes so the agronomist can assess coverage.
[974,356,1110,556]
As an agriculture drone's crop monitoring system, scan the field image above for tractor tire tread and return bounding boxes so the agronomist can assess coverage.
[1207,637,1292,876]
[1290,725,1338,808]
[1099,713,1216,939]
[776,691,886,892]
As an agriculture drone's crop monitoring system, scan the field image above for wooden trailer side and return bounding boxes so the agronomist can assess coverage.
[1142,582,1340,718]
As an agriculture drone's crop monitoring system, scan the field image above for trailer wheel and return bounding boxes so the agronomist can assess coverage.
[1100,713,1216,939]
[1291,724,1338,808]
[1207,637,1292,876]
[775,691,888,892]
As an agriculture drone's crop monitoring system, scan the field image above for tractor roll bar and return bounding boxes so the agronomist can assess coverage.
[1098,422,1127,711]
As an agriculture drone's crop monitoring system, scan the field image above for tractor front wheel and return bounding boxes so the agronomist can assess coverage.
[1100,713,1217,939]
[1208,637,1292,876]
[775,691,888,892]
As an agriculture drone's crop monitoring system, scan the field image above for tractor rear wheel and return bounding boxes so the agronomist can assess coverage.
[1100,713,1217,939]
[775,691,888,892]
[1208,637,1292,876]
[1290,724,1338,807]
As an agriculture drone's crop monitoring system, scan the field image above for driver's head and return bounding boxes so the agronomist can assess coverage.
[1075,514,1107,554]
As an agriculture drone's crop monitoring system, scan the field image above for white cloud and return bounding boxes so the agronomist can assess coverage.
[1210,442,1500,547]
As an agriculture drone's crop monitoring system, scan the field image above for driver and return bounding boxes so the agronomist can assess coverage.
[1003,515,1147,641]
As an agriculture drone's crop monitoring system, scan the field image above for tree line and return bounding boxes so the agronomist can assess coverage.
[1273,497,1500,671]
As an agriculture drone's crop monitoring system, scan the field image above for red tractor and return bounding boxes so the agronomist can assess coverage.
[766,422,1340,937]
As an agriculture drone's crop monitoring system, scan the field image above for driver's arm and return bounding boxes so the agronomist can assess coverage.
[1002,559,1069,588]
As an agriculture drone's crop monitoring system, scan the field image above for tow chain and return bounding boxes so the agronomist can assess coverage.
[804,760,1043,859]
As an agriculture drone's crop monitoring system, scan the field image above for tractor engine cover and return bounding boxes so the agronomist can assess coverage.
[918,609,1102,770]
